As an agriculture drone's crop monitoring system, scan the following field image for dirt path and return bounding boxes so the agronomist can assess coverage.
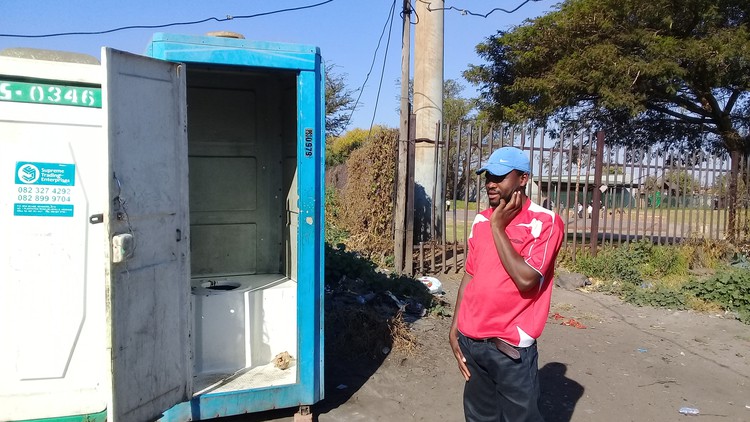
[229,272,750,422]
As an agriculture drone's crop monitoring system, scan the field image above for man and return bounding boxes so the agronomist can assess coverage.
[448,146,565,422]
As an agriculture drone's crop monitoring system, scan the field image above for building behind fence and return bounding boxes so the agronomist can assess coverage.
[411,122,750,274]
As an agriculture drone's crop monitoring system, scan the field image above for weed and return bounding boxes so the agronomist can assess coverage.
[561,239,750,324]
[685,270,750,323]
[324,188,350,245]
[325,243,433,306]
[643,245,689,278]
[620,282,688,309]
[565,242,650,286]
[680,238,735,269]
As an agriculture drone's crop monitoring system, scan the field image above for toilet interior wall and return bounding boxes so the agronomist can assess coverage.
[185,64,299,282]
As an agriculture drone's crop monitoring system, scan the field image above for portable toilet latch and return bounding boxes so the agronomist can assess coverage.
[89,214,104,224]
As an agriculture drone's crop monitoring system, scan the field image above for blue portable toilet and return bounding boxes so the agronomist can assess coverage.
[146,33,325,420]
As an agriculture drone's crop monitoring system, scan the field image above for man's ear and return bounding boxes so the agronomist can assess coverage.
[519,172,529,187]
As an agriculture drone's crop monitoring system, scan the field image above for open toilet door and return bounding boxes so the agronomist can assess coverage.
[102,48,191,421]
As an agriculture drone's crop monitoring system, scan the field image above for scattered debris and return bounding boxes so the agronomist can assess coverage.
[356,292,376,304]
[273,351,294,370]
[555,271,590,290]
[418,276,443,294]
[551,312,587,329]
[678,407,700,416]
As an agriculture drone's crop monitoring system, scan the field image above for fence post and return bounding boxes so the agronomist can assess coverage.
[590,131,605,256]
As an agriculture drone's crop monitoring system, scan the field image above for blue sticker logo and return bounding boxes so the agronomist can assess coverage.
[15,162,75,186]
[17,163,40,184]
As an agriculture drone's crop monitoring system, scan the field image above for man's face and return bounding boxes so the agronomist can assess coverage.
[484,170,528,207]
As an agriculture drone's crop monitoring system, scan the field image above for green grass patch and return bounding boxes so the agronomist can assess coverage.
[447,200,479,211]
[686,270,750,323]
[560,239,749,323]
[444,222,470,243]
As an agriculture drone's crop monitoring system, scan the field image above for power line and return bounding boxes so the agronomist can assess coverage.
[406,1,420,25]
[0,0,335,38]
[367,0,397,136]
[417,0,543,18]
[343,0,397,131]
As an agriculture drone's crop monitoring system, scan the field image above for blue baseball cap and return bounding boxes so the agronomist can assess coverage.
[476,146,530,176]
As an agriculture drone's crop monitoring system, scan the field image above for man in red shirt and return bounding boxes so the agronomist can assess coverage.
[449,146,565,422]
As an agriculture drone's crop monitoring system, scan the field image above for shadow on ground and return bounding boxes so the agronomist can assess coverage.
[539,362,584,422]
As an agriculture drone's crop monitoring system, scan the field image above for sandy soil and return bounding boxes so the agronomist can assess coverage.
[226,271,750,422]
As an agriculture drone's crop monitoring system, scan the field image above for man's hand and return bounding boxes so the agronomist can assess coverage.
[491,190,524,230]
[449,324,470,381]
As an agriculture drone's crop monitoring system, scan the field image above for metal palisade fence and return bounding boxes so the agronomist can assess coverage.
[413,122,750,274]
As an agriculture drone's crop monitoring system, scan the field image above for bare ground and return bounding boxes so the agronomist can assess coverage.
[223,271,750,422]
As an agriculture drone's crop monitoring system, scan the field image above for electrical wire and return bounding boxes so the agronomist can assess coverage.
[417,0,542,17]
[406,1,420,25]
[342,0,397,131]
[0,0,335,38]
[367,0,397,137]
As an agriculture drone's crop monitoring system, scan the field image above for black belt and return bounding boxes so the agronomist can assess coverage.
[466,336,522,360]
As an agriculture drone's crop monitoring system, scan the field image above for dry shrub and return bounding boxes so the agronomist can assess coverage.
[685,295,725,314]
[325,305,419,366]
[389,311,418,356]
[680,238,736,269]
[335,127,398,262]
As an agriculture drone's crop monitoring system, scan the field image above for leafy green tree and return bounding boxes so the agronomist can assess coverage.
[396,78,476,123]
[464,0,750,240]
[443,79,475,125]
[391,78,477,200]
[326,126,389,167]
[712,172,749,203]
[436,79,479,201]
[325,63,358,138]
[644,170,702,197]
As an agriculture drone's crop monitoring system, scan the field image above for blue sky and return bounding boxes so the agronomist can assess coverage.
[0,0,554,131]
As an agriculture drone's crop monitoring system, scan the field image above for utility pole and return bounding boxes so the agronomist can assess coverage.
[394,0,411,274]
[413,0,444,242]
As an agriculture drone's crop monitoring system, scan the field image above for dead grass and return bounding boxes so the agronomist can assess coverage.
[326,302,419,362]
[388,311,418,356]
[684,296,724,314]
[552,303,575,312]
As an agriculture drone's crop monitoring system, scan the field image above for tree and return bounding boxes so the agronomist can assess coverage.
[443,79,475,125]
[325,63,358,138]
[464,0,750,240]
[326,126,388,167]
[395,78,476,122]
[644,170,702,199]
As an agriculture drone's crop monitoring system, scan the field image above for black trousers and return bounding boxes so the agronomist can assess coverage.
[458,333,543,422]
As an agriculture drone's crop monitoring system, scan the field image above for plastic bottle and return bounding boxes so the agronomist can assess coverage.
[678,407,700,416]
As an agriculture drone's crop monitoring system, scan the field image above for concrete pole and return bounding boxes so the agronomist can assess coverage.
[414,0,444,242]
